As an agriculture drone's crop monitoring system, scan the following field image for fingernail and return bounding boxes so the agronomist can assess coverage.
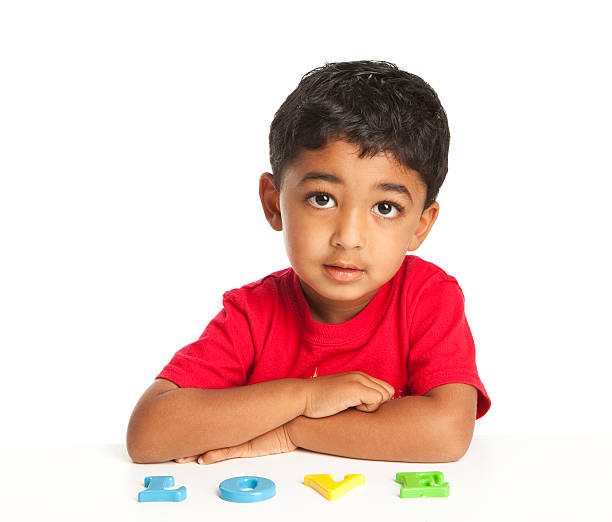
[197,457,203,465]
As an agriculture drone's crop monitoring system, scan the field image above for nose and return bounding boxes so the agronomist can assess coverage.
[330,206,366,250]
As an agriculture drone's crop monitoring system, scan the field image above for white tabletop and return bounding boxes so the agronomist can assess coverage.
[2,434,610,521]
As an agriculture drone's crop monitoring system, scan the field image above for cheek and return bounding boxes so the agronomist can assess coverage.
[282,211,322,257]
[371,225,413,250]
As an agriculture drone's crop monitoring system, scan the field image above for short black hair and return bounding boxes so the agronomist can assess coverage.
[269,60,450,210]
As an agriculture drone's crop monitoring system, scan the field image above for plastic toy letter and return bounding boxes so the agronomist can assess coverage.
[218,476,276,503]
[395,471,450,498]
[304,474,365,500]
[138,476,187,502]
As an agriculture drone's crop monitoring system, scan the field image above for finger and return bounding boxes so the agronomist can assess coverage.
[370,380,395,401]
[354,380,398,410]
[175,455,198,463]
[351,374,392,403]
[361,376,395,401]
[356,401,381,413]
[199,443,248,465]
[355,382,389,406]
[354,371,395,397]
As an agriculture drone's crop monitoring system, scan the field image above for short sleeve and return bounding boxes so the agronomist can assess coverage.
[407,279,491,419]
[156,292,254,389]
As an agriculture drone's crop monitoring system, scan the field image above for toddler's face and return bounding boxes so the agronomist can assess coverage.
[260,139,439,323]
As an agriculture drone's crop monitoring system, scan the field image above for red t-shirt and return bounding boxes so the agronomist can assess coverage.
[157,255,491,419]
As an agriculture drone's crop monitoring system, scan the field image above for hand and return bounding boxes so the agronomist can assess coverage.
[174,424,297,465]
[303,371,395,418]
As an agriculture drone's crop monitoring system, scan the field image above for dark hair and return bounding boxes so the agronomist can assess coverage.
[268,60,450,210]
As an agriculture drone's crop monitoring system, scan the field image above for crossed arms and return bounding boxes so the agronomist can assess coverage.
[126,373,477,465]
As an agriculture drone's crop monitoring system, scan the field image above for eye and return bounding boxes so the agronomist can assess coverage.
[306,192,336,209]
[372,201,402,218]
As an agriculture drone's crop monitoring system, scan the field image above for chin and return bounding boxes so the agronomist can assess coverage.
[318,279,376,301]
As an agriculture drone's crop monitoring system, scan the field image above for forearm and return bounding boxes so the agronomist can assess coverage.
[128,378,306,463]
[287,395,471,463]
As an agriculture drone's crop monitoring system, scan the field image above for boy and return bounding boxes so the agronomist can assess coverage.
[126,60,490,465]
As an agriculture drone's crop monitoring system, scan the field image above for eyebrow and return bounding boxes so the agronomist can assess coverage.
[298,171,414,203]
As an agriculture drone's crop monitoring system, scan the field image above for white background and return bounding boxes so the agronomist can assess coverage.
[1,0,610,448]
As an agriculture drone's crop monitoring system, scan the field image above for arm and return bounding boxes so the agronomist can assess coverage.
[126,377,307,464]
[287,383,477,462]
[127,371,395,464]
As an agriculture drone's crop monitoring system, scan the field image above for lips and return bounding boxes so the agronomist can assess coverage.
[323,263,365,282]
[325,262,362,271]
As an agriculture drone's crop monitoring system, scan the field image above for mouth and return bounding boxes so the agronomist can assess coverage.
[326,262,362,270]
[323,263,365,283]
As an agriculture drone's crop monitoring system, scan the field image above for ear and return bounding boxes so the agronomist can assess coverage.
[407,201,440,251]
[259,173,283,231]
